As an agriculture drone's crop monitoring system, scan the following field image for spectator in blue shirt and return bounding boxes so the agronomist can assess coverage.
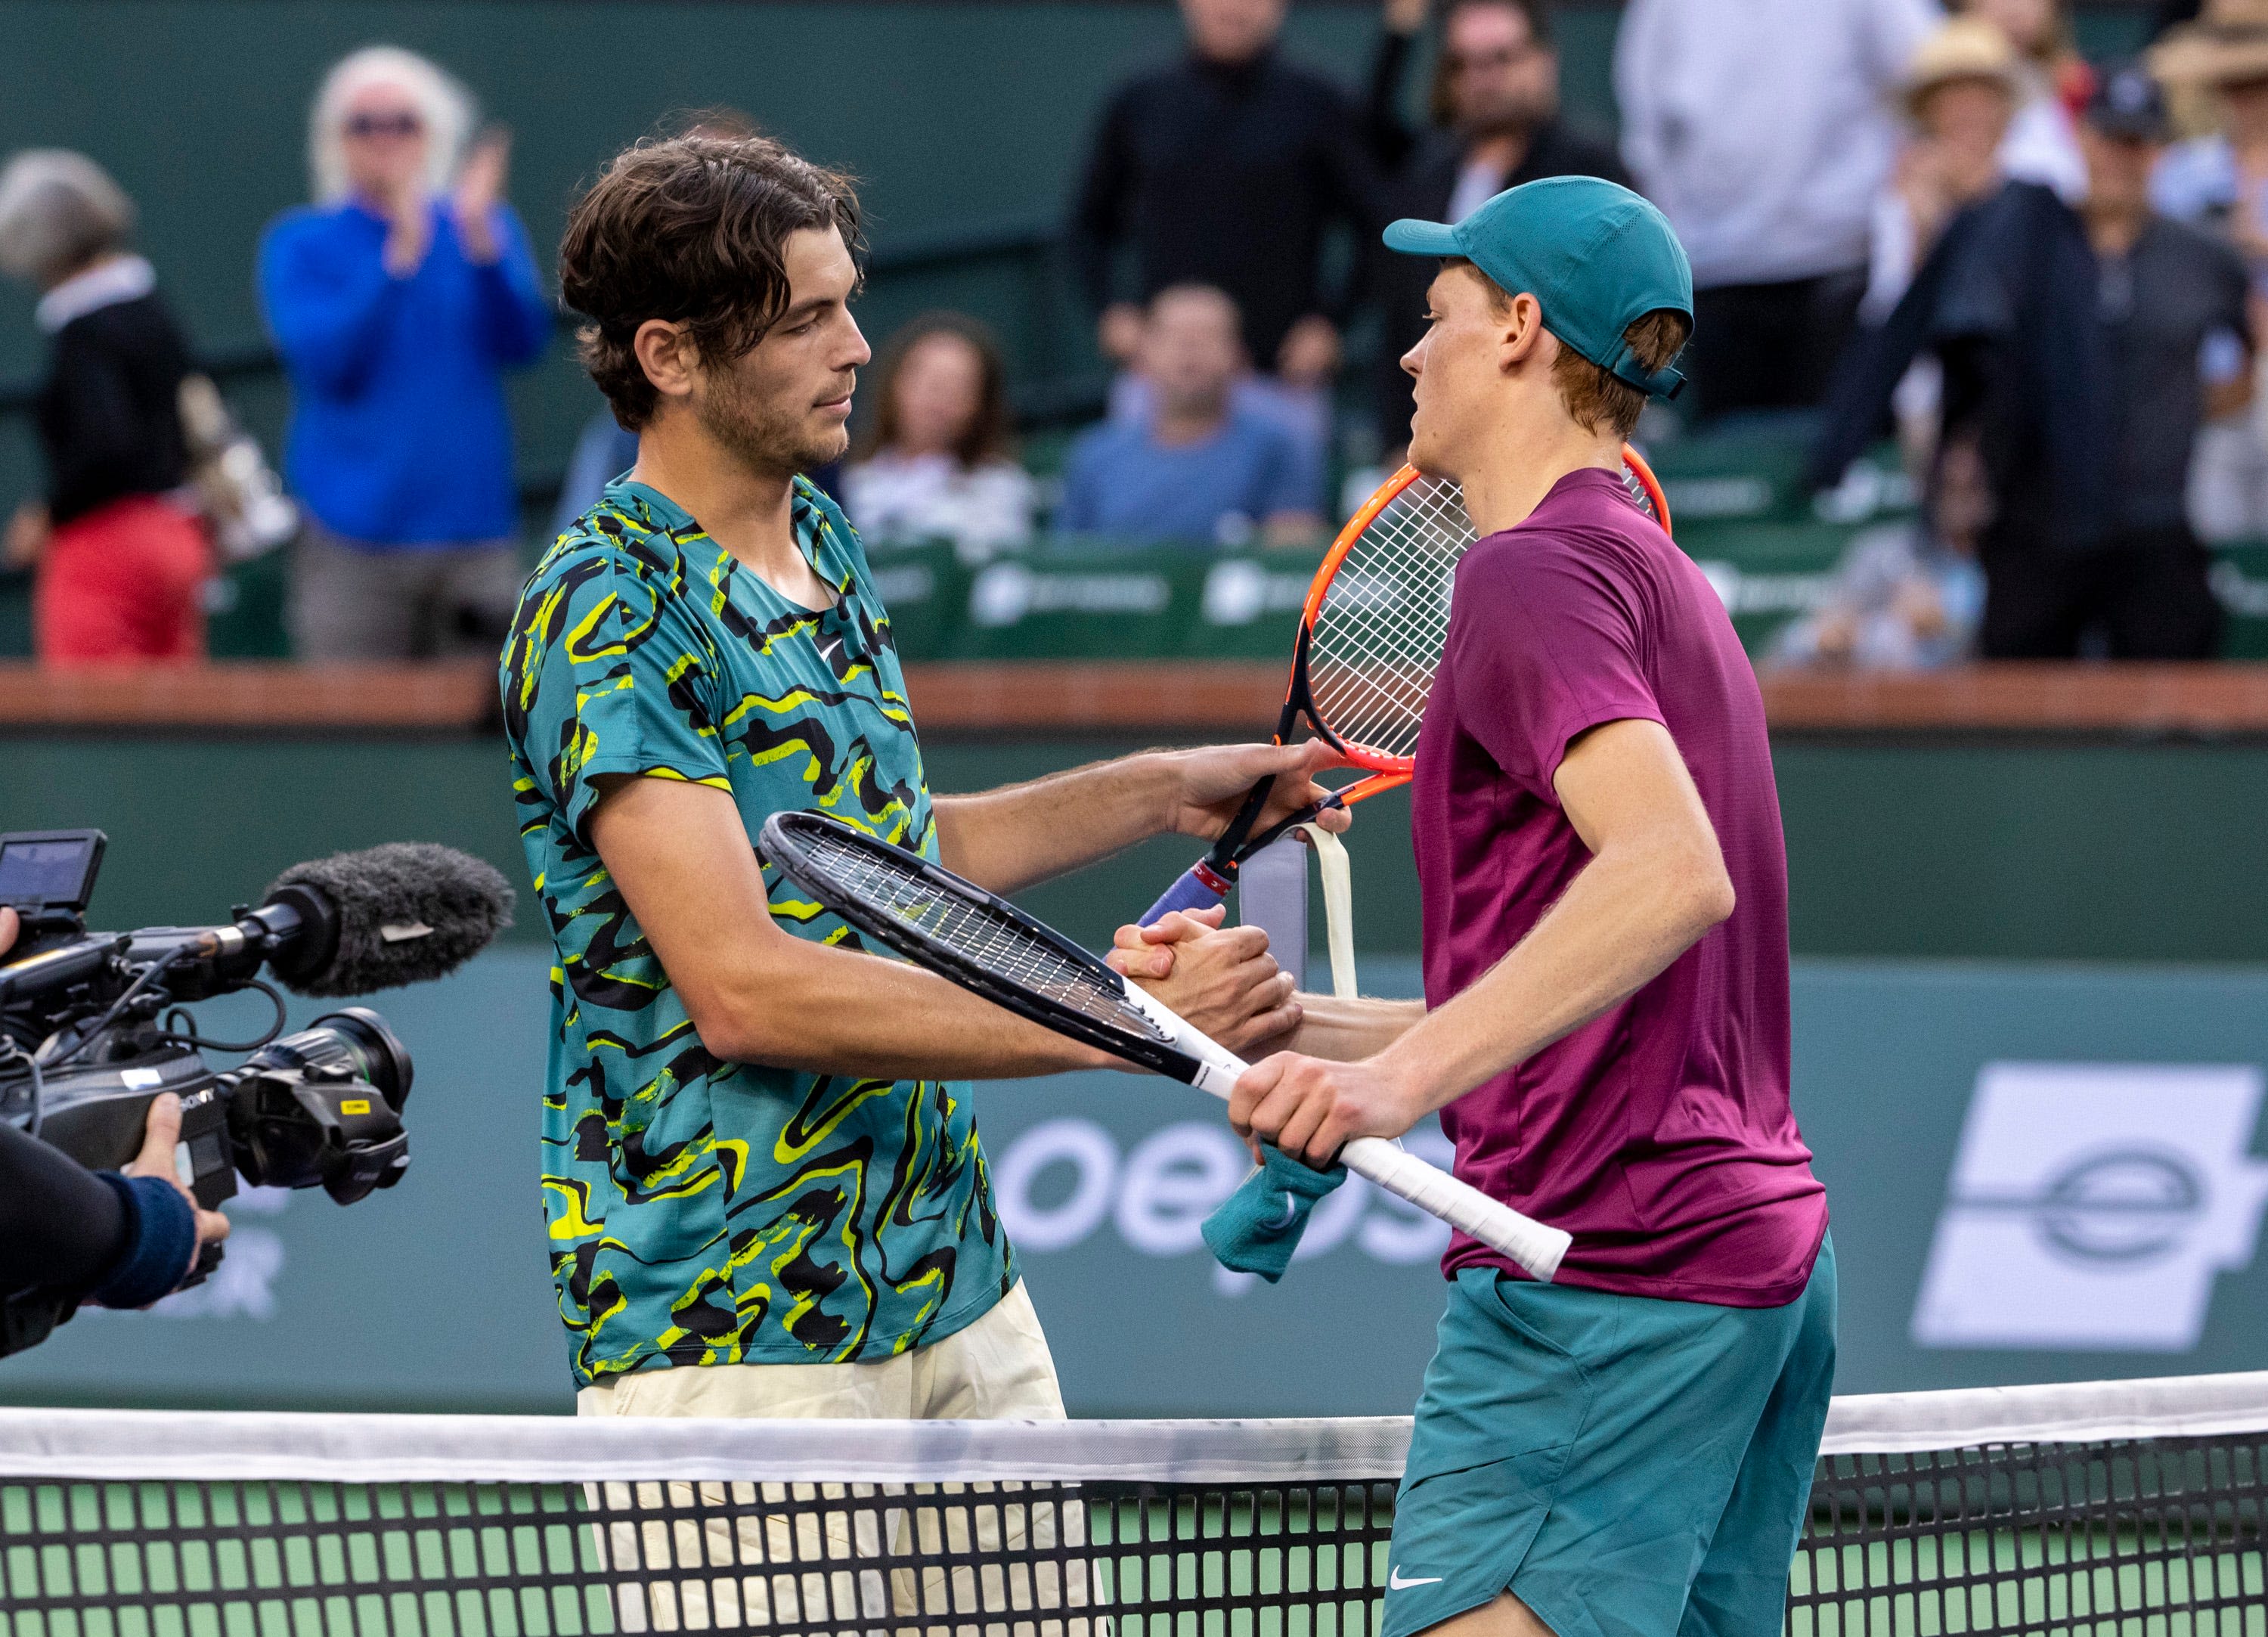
[1058,284,1324,548]
[259,46,550,659]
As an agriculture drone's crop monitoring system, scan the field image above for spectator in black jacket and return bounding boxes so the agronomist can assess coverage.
[1811,66,2249,659]
[1364,0,1628,454]
[0,905,231,1356]
[1070,0,1382,460]
[0,151,209,666]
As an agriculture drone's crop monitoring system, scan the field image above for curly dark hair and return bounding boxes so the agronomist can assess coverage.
[558,132,861,430]
[851,313,1015,470]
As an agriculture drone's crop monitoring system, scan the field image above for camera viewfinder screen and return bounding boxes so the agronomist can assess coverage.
[0,837,99,909]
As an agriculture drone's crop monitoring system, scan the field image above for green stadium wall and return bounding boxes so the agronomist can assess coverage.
[5,729,2266,964]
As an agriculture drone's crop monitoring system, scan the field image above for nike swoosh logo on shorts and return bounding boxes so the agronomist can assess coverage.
[1389,1570,1443,1589]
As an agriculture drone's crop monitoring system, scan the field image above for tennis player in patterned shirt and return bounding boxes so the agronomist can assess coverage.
[1120,178,1833,1637]
[500,132,1345,1422]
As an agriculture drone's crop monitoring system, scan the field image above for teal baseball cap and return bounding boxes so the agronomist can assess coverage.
[1383,175,1693,400]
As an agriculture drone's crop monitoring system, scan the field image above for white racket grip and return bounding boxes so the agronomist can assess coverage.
[1339,1136,1570,1283]
[1119,984,1571,1282]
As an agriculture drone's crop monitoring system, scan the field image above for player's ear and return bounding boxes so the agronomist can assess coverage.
[634,319,699,404]
[1496,292,1546,374]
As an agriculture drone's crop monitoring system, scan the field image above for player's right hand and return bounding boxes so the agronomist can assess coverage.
[1118,907,1300,1056]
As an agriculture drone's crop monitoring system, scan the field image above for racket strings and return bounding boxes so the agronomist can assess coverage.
[794,829,1169,1042]
[1304,461,1655,763]
[1307,476,1473,761]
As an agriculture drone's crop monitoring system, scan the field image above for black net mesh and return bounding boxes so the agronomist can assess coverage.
[7,1411,2265,1637]
[0,1474,1396,1637]
[1790,1430,2268,1635]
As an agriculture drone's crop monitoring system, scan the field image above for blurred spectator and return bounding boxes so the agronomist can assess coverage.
[0,151,208,665]
[1811,66,2246,659]
[2158,0,2205,36]
[1616,0,1940,421]
[1959,0,2090,200]
[1070,0,1380,460]
[1058,284,1323,548]
[1861,20,2020,478]
[842,315,1036,560]
[259,46,550,660]
[1364,0,1628,454]
[1867,18,2021,324]
[2152,0,2268,537]
[1771,436,1989,668]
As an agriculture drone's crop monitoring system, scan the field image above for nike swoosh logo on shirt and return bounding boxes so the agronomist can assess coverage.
[1389,1570,1443,1589]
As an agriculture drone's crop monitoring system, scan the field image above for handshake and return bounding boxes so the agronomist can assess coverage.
[1103,900,1303,1058]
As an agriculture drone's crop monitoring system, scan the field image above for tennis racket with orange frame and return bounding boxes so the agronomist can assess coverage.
[1139,445,1672,927]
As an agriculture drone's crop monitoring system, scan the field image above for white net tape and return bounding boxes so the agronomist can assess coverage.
[5,1373,2266,1484]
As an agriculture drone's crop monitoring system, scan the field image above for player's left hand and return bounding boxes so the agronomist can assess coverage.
[1231,1052,1425,1167]
[1160,741,1352,845]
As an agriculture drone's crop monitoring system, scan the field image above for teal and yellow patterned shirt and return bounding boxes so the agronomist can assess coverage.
[499,476,1014,1387]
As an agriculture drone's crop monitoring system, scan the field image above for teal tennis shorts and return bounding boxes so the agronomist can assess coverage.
[1382,1234,1836,1637]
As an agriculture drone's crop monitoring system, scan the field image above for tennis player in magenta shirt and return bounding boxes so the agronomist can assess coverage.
[1120,177,1833,1637]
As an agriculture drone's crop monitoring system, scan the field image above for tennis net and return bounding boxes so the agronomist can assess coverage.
[2,1371,2263,1637]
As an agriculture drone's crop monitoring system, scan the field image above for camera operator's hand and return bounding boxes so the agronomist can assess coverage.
[0,904,17,956]
[106,1094,229,1301]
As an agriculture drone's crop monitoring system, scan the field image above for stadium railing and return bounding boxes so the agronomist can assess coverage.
[5,660,2268,738]
[2,1369,2263,1636]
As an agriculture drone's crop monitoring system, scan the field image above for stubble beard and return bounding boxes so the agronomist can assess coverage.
[698,364,850,480]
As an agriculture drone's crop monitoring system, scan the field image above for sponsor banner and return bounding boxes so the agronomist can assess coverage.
[1911,1063,2268,1352]
[9,954,2268,1412]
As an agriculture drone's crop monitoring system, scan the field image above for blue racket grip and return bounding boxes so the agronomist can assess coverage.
[1139,862,1233,928]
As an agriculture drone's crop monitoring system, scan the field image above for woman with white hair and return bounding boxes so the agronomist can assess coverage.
[0,150,209,663]
[258,45,549,659]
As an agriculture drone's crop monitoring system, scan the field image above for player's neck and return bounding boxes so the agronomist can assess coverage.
[1459,411,1624,535]
[631,414,833,610]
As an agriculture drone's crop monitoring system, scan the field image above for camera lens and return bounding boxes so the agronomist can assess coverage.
[307,1007,414,1109]
[246,1006,414,1109]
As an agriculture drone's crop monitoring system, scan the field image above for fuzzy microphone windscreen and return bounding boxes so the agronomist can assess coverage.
[265,843,516,997]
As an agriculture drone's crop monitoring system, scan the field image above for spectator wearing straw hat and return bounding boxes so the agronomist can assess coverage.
[1958,0,2091,201]
[0,151,209,666]
[2152,0,2268,537]
[1866,17,2026,322]
[259,46,550,660]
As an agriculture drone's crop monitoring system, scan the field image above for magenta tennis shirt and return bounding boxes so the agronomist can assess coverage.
[1410,467,1827,1307]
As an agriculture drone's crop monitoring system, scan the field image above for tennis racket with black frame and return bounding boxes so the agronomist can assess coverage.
[1139,447,1672,927]
[759,809,1572,1282]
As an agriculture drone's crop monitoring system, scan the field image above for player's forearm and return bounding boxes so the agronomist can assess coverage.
[933,752,1178,894]
[1385,840,1734,1111]
[691,938,1107,1079]
[1278,994,1426,1062]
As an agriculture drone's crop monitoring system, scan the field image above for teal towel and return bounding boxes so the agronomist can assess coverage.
[1201,1144,1349,1282]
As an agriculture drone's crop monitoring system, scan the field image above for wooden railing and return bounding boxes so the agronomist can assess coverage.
[5,661,2268,736]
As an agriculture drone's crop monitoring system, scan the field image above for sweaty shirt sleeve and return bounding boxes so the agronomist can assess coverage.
[1446,537,1664,802]
[504,547,733,848]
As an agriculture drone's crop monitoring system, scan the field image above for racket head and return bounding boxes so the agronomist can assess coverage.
[1292,445,1672,777]
[758,812,1200,1084]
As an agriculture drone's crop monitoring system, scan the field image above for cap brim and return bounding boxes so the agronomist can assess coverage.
[1382,218,1463,257]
